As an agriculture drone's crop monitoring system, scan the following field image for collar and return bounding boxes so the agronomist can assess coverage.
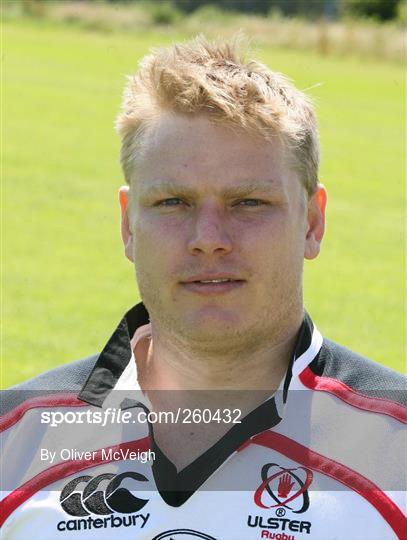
[78,302,323,506]
[78,302,322,408]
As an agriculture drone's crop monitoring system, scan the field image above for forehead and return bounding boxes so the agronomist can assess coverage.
[133,113,298,195]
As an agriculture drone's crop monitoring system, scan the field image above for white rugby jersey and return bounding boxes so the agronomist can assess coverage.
[1,303,406,540]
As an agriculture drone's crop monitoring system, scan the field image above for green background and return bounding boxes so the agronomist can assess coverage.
[3,19,405,388]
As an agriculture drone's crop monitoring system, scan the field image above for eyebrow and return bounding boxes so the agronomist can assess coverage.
[139,180,279,198]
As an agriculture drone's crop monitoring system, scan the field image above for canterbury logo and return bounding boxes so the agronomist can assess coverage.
[60,472,149,516]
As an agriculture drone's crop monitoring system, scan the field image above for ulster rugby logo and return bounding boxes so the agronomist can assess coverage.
[254,463,313,514]
[60,472,149,516]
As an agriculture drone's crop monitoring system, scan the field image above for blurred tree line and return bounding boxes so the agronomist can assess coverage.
[103,0,402,21]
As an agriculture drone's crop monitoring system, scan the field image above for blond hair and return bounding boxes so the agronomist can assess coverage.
[116,35,319,196]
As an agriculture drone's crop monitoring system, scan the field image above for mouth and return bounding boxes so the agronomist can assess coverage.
[180,276,245,295]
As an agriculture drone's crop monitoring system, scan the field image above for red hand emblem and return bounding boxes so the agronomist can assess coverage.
[278,473,295,498]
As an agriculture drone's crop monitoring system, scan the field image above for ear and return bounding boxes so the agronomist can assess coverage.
[119,186,135,262]
[304,184,327,260]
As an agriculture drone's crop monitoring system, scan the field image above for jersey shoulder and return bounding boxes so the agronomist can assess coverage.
[308,338,406,407]
[1,353,99,416]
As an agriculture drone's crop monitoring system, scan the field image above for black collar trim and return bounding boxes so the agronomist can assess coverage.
[283,311,314,402]
[78,303,150,407]
[153,395,282,506]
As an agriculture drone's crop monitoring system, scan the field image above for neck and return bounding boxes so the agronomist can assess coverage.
[136,317,303,395]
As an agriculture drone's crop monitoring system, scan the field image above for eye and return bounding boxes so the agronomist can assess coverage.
[235,199,266,207]
[155,198,185,207]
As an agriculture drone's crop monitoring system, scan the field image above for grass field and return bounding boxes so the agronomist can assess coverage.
[2,19,405,388]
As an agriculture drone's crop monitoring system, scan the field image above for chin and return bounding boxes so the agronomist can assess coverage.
[190,304,240,321]
[184,306,242,335]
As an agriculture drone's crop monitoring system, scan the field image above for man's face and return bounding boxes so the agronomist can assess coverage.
[121,113,325,353]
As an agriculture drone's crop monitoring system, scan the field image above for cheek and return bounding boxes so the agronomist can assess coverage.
[133,215,183,273]
[237,211,295,250]
[242,216,305,275]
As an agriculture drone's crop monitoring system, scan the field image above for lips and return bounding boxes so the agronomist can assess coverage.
[182,274,243,284]
[192,278,236,284]
[180,275,245,295]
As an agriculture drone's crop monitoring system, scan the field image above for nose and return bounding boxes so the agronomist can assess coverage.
[187,203,233,256]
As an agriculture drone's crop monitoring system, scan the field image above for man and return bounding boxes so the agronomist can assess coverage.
[1,36,405,539]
